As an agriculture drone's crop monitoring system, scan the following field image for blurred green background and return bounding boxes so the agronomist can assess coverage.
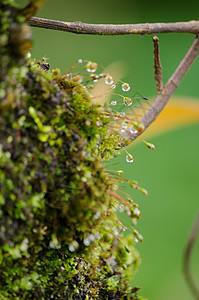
[17,0,199,299]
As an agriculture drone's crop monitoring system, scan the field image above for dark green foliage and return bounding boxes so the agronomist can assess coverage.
[0,1,145,299]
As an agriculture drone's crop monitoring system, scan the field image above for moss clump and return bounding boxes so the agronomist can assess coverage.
[0,1,145,299]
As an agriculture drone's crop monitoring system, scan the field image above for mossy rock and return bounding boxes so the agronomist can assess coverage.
[0,1,145,299]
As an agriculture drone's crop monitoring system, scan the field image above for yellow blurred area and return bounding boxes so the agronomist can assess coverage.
[134,96,199,142]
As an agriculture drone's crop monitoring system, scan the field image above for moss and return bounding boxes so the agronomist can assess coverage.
[0,1,146,299]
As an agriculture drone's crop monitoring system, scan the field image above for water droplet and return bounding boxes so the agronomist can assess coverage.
[118,204,124,212]
[133,207,141,217]
[105,75,114,85]
[119,112,126,117]
[123,227,127,231]
[132,121,145,133]
[133,229,144,242]
[111,100,117,106]
[72,75,83,84]
[78,58,83,64]
[116,170,124,175]
[90,74,99,82]
[121,121,129,132]
[122,121,128,129]
[99,73,106,78]
[144,141,155,150]
[122,82,130,92]
[94,211,101,219]
[126,154,134,163]
[26,52,31,59]
[134,237,139,243]
[111,84,116,89]
[68,240,79,252]
[129,126,138,135]
[114,229,119,235]
[95,232,101,239]
[96,121,102,127]
[123,97,133,106]
[83,237,90,246]
[89,234,95,241]
[86,61,98,73]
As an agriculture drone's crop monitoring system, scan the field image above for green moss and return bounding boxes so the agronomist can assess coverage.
[0,1,146,299]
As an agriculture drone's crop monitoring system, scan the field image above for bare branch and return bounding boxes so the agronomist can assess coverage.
[20,0,46,21]
[183,212,199,300]
[28,18,199,35]
[153,36,163,93]
[140,34,199,130]
[123,35,199,142]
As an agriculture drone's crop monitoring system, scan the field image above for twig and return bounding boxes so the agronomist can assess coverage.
[140,34,199,130]
[153,36,163,93]
[123,35,199,142]
[20,0,46,21]
[183,212,199,300]
[28,18,199,35]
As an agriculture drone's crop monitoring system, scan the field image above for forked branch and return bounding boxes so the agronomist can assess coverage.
[124,34,199,141]
[140,34,199,130]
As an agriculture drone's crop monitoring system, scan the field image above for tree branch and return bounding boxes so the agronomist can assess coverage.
[28,18,199,35]
[183,212,199,300]
[153,36,163,93]
[140,34,199,130]
[123,35,199,142]
[20,0,46,21]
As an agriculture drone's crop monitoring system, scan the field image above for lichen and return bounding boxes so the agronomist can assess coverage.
[0,1,146,299]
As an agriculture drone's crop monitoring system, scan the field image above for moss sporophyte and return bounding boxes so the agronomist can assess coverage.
[0,1,154,299]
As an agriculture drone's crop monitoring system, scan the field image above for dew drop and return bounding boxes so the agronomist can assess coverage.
[90,74,99,82]
[114,229,119,235]
[116,170,124,175]
[86,61,98,73]
[123,97,133,106]
[94,211,101,220]
[111,84,116,89]
[133,207,141,217]
[119,112,126,117]
[133,229,144,242]
[99,73,106,78]
[68,240,79,252]
[123,227,127,231]
[105,75,114,85]
[134,237,139,243]
[144,141,155,150]
[122,82,130,92]
[111,100,117,106]
[95,232,101,239]
[129,125,138,135]
[89,234,95,241]
[118,204,124,212]
[96,121,102,127]
[122,121,128,129]
[26,52,31,59]
[83,237,90,246]
[126,154,134,163]
[78,58,83,64]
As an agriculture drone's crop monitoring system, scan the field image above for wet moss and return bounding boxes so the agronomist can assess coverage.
[0,1,146,299]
